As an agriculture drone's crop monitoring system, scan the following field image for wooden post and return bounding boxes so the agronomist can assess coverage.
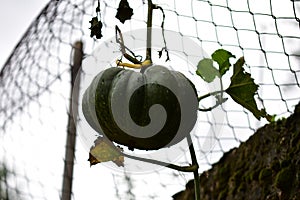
[61,41,83,200]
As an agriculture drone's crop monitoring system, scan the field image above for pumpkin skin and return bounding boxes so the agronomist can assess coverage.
[82,65,198,150]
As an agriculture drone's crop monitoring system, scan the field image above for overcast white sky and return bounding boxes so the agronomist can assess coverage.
[0,0,49,67]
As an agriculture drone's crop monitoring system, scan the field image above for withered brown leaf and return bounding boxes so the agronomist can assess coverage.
[88,137,124,167]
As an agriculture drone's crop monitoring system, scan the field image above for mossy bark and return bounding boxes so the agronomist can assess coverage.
[173,102,300,200]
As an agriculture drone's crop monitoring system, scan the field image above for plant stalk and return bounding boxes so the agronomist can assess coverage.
[146,0,153,62]
[145,2,200,199]
[197,90,225,102]
[122,152,198,172]
[198,90,227,111]
[187,134,200,200]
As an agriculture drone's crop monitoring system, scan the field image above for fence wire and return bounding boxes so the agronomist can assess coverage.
[0,0,299,199]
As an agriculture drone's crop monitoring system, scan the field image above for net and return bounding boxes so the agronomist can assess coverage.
[0,0,299,199]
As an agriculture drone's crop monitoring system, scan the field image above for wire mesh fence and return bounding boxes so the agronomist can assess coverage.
[0,0,299,199]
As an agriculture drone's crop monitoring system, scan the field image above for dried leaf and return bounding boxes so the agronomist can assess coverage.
[88,137,124,167]
[158,50,163,58]
[89,17,103,39]
[116,0,133,23]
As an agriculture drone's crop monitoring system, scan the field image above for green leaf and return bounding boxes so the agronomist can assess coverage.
[88,137,124,167]
[212,49,236,76]
[196,58,219,83]
[225,57,271,122]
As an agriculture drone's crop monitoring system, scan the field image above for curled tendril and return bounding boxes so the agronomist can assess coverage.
[152,5,170,61]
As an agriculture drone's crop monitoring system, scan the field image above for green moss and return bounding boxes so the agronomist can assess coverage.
[294,104,300,114]
[292,131,300,147]
[271,159,280,172]
[227,170,244,196]
[273,117,287,131]
[259,168,272,184]
[218,165,231,189]
[275,167,295,193]
[250,168,260,181]
[276,117,287,125]
[297,141,300,152]
[244,172,252,182]
[232,170,243,185]
[218,188,228,200]
[280,159,291,169]
[237,182,246,193]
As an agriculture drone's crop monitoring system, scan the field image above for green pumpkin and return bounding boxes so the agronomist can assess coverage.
[82,65,198,150]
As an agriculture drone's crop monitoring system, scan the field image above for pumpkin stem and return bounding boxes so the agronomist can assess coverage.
[116,59,151,69]
[116,60,141,69]
[146,0,153,63]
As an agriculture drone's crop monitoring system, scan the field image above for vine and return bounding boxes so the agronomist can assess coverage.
[86,1,273,200]
[89,0,103,39]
